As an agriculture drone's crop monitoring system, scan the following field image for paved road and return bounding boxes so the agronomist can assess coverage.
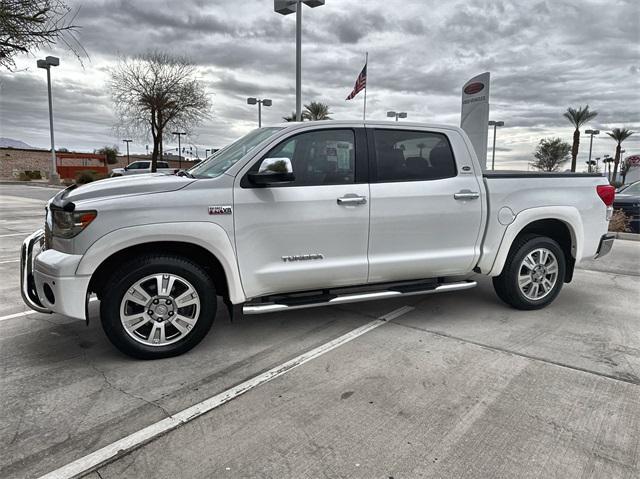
[0,184,638,478]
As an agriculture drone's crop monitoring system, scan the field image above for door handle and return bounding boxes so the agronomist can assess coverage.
[454,190,480,200]
[337,195,367,206]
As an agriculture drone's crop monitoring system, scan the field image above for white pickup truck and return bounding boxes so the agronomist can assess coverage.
[21,121,615,359]
[110,160,178,177]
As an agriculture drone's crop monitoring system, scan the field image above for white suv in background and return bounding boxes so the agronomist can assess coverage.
[111,160,178,176]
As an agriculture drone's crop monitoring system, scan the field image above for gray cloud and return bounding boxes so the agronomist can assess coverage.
[0,0,638,168]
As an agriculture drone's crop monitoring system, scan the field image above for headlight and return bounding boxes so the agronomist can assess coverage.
[52,209,97,238]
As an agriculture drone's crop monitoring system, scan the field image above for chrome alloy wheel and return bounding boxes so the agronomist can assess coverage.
[120,273,200,347]
[518,248,559,301]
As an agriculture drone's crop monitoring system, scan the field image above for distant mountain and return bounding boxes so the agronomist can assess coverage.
[0,138,37,149]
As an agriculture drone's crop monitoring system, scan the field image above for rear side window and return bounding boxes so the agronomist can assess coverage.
[373,130,456,182]
[158,162,169,168]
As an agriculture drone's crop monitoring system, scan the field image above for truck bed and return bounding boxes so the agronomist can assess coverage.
[483,171,603,178]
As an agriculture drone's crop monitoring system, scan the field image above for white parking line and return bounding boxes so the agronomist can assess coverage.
[38,305,414,479]
[0,298,98,322]
[0,232,30,238]
[0,311,33,321]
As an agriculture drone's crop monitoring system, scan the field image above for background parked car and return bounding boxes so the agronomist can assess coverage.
[111,160,178,177]
[614,181,640,233]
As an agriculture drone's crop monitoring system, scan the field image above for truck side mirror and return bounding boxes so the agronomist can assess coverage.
[248,157,295,186]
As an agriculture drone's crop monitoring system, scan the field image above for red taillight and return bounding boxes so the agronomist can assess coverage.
[596,185,615,206]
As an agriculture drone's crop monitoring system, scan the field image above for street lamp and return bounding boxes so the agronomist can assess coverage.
[585,129,600,165]
[488,120,505,170]
[247,97,273,127]
[274,0,325,122]
[172,132,187,169]
[387,111,407,122]
[122,139,132,165]
[37,56,60,184]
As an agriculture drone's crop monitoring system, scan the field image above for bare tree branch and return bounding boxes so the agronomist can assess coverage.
[109,51,212,172]
[0,0,87,70]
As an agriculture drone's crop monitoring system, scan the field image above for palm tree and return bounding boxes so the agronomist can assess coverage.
[563,105,598,172]
[302,102,332,121]
[607,128,634,184]
[282,111,298,122]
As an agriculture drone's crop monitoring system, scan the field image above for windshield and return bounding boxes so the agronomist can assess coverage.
[620,182,640,195]
[189,127,282,178]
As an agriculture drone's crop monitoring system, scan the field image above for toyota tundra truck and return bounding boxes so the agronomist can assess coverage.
[21,121,616,359]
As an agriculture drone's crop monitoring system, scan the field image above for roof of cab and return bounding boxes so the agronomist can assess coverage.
[270,119,465,134]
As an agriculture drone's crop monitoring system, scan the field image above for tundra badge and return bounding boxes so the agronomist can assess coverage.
[208,206,233,215]
[282,254,324,262]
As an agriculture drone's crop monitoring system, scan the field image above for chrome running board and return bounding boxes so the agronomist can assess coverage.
[243,280,477,315]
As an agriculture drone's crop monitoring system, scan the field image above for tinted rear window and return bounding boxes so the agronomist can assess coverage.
[373,129,457,182]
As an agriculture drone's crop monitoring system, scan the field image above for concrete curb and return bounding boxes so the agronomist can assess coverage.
[615,232,640,241]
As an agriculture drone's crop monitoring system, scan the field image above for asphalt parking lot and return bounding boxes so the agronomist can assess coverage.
[1,183,639,479]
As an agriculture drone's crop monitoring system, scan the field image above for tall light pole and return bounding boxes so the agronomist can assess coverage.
[275,0,325,122]
[247,98,272,127]
[122,139,132,165]
[172,132,186,169]
[585,129,599,165]
[37,56,60,184]
[488,120,504,170]
[387,111,407,122]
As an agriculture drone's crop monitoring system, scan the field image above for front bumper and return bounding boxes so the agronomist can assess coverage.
[20,230,90,320]
[594,233,615,259]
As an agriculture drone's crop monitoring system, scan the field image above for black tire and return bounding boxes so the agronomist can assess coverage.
[100,254,216,359]
[492,234,566,310]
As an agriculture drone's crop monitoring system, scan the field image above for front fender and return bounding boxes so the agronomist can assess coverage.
[76,222,246,303]
[487,206,583,277]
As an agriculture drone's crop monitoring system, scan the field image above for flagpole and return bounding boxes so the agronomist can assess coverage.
[363,51,368,121]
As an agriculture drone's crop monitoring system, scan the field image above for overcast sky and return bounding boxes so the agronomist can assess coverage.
[0,0,638,169]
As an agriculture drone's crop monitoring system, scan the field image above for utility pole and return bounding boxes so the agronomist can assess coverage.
[387,111,407,122]
[247,98,272,127]
[172,132,186,169]
[274,0,325,122]
[37,56,60,184]
[585,129,600,166]
[488,120,504,170]
[122,139,132,165]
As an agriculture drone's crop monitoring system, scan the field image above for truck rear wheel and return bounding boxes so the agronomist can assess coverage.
[492,234,566,310]
[100,254,216,359]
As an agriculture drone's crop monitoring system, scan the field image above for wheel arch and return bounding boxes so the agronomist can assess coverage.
[78,222,246,304]
[488,206,583,282]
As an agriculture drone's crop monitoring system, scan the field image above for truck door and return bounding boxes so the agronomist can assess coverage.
[367,127,484,283]
[234,127,370,299]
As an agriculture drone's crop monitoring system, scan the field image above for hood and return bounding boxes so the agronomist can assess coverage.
[53,173,195,206]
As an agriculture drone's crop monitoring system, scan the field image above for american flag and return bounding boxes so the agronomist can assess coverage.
[346,63,367,100]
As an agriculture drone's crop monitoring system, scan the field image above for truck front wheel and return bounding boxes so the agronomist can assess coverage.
[492,234,566,310]
[100,254,216,359]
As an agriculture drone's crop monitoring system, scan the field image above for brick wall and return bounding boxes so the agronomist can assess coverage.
[0,148,52,179]
[0,148,200,179]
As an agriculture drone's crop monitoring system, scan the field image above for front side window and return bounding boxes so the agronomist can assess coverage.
[252,129,356,186]
[157,161,169,168]
[373,130,456,182]
[190,127,282,178]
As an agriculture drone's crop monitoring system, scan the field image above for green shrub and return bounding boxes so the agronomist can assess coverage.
[25,170,42,180]
[76,170,97,184]
[18,172,31,181]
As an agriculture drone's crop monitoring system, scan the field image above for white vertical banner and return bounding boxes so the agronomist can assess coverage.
[460,72,490,169]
